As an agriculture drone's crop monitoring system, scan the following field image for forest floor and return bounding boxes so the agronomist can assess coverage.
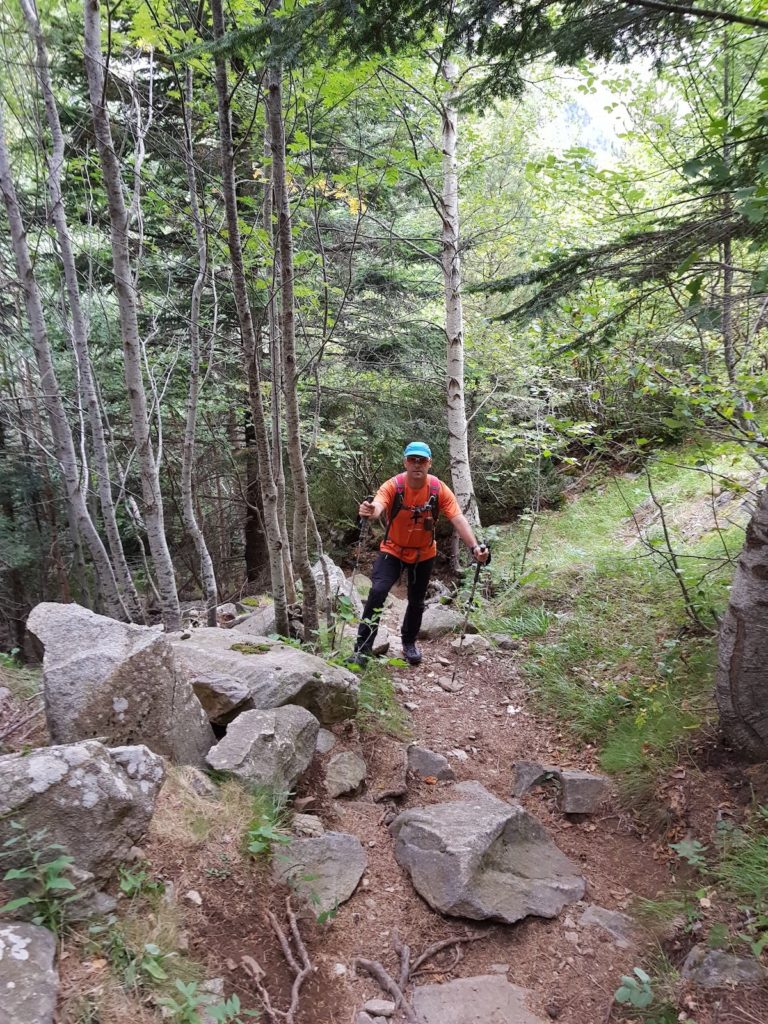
[42,609,768,1024]
[5,444,768,1024]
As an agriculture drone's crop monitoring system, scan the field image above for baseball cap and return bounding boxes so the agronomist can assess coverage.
[403,441,432,458]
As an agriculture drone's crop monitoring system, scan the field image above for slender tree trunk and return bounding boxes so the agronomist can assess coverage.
[440,61,480,571]
[716,485,768,759]
[181,67,218,627]
[264,125,296,601]
[0,101,125,618]
[83,0,180,629]
[20,0,144,622]
[266,65,318,636]
[209,0,289,635]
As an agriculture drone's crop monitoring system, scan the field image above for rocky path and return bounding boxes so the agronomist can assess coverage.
[151,622,671,1024]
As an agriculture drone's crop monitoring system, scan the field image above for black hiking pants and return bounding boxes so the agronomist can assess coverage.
[355,552,435,653]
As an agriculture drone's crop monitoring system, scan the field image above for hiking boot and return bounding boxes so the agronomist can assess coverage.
[402,640,422,666]
[349,648,370,669]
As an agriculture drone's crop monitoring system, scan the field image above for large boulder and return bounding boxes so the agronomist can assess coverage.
[309,556,363,616]
[27,603,214,767]
[390,783,585,924]
[0,741,165,898]
[418,605,475,640]
[205,706,319,791]
[411,975,549,1024]
[234,602,277,638]
[0,923,58,1024]
[272,831,367,914]
[172,628,358,726]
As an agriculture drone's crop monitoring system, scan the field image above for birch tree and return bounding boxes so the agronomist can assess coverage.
[440,60,480,568]
[180,66,218,626]
[20,0,144,622]
[209,0,289,635]
[0,101,126,619]
[266,65,319,635]
[82,0,180,629]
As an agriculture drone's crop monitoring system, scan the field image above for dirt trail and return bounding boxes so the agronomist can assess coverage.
[147,630,677,1024]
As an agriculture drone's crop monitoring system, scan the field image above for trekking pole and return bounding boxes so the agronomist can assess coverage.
[342,496,373,651]
[449,545,491,688]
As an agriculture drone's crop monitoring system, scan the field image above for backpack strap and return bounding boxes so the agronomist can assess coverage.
[382,474,407,545]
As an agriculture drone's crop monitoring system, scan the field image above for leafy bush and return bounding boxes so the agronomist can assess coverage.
[0,822,77,933]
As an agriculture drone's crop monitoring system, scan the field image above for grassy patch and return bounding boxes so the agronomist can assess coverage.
[149,767,253,849]
[244,787,291,859]
[356,661,411,738]
[490,442,751,803]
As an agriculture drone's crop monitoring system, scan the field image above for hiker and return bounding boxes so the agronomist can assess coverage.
[354,441,489,666]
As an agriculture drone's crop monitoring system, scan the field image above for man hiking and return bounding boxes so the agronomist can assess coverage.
[354,441,489,666]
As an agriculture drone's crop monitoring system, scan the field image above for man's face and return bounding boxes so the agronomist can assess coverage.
[403,454,432,484]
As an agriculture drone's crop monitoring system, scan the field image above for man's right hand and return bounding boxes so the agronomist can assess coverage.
[359,500,376,518]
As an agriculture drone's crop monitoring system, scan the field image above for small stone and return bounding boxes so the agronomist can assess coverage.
[559,770,610,814]
[0,686,11,701]
[363,999,396,1017]
[333,963,347,977]
[450,749,469,761]
[438,677,462,693]
[681,945,768,988]
[489,963,510,974]
[579,905,637,949]
[325,751,367,798]
[356,1014,375,1024]
[450,633,491,653]
[436,656,451,666]
[404,701,419,710]
[201,977,224,995]
[489,633,521,651]
[292,813,325,837]
[408,745,455,781]
[185,889,203,906]
[564,931,579,945]
[512,761,550,798]
[316,729,337,754]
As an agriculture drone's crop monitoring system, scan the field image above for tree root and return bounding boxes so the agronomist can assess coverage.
[240,897,314,1024]
[353,928,485,1021]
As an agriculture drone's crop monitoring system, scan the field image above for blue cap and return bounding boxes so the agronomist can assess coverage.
[404,441,432,458]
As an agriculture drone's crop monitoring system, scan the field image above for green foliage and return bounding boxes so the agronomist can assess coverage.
[614,967,654,1009]
[117,863,165,899]
[159,981,259,1023]
[244,788,291,859]
[0,822,77,934]
[229,642,271,655]
[669,839,709,871]
[356,660,411,738]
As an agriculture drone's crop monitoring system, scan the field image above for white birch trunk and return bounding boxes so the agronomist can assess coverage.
[266,65,319,636]
[209,0,289,635]
[181,67,218,627]
[20,0,144,622]
[263,125,296,602]
[0,101,125,619]
[440,62,480,570]
[83,0,180,630]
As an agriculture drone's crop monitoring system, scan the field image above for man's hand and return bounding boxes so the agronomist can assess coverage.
[472,544,490,564]
[359,499,377,518]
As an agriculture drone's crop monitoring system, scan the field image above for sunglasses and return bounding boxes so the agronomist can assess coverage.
[406,456,429,464]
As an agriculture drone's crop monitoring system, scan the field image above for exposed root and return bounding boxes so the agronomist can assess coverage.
[352,957,417,1022]
[240,898,314,1024]
[353,929,486,1020]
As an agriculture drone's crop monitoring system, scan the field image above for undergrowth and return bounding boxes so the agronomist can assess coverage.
[490,442,748,804]
[356,660,411,738]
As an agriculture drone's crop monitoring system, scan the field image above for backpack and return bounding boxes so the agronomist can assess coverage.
[382,473,441,546]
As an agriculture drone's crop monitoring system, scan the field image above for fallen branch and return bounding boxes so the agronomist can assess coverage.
[0,705,44,743]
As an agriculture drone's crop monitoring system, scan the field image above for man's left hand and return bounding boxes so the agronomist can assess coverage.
[473,544,490,564]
